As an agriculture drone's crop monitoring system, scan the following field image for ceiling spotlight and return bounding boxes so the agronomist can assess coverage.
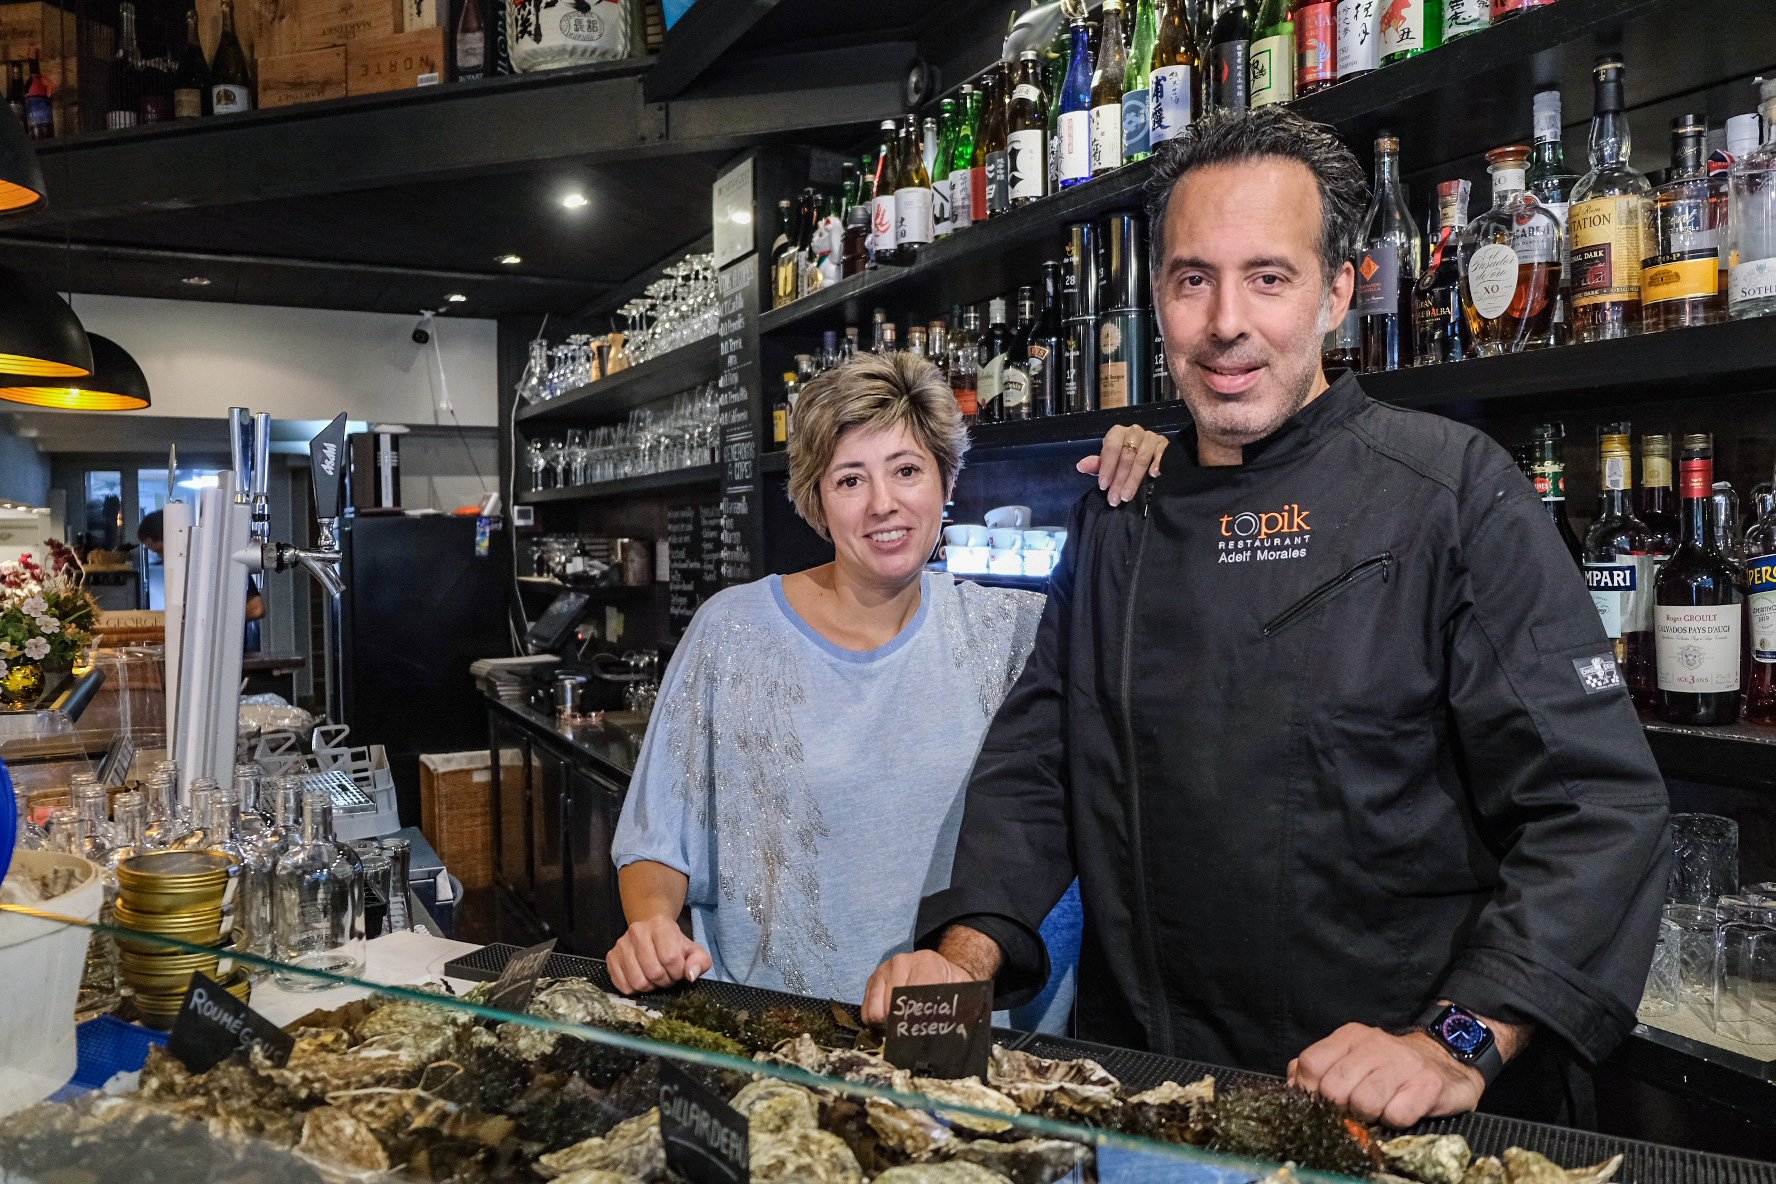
[181,275,212,286]
[446,293,468,304]
[497,254,522,266]
[560,192,589,210]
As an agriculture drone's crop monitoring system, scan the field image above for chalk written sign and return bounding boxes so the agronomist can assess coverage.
[660,1061,750,1184]
[485,938,557,1012]
[167,971,295,1074]
[882,980,993,1080]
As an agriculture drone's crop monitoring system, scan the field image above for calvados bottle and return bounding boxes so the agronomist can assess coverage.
[1250,0,1295,109]
[1459,145,1563,356]
[1414,179,1470,365]
[1150,0,1199,147]
[1728,77,1776,320]
[1526,89,1577,346]
[1380,0,1439,63]
[1090,0,1128,178]
[1057,18,1094,189]
[1742,458,1776,724]
[1207,0,1252,112]
[273,785,367,988]
[209,0,253,115]
[1528,423,1583,565]
[1008,51,1049,206]
[1584,424,1662,709]
[1123,0,1157,164]
[1655,433,1745,726]
[1442,0,1490,40]
[1644,114,1727,333]
[1569,56,1653,344]
[1292,0,1335,96]
[951,86,980,234]
[1356,133,1421,372]
[1335,0,1378,83]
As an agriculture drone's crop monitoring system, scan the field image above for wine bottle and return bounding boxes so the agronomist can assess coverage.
[1528,422,1583,565]
[1057,18,1093,189]
[105,2,143,130]
[1150,0,1200,147]
[1123,0,1156,163]
[1090,0,1127,178]
[1356,133,1421,372]
[894,116,935,262]
[456,0,486,80]
[1655,432,1745,725]
[210,0,253,115]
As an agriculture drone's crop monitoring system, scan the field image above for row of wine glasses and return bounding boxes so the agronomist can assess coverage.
[617,252,719,364]
[516,335,620,405]
[525,384,720,491]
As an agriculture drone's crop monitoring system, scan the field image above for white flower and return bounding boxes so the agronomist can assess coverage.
[35,616,60,636]
[21,595,47,617]
[23,637,50,661]
[0,641,14,658]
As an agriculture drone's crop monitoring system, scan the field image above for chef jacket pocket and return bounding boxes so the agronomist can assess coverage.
[1262,552,1394,638]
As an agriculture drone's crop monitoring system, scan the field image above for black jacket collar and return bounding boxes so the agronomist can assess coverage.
[1170,371,1368,484]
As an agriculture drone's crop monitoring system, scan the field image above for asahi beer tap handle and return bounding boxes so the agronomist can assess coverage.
[309,413,349,523]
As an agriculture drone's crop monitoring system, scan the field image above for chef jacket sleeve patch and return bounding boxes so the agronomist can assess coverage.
[1572,653,1624,695]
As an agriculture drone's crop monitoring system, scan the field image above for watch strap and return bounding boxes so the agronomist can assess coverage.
[1417,1004,1504,1085]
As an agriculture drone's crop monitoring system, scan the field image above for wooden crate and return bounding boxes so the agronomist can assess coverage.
[419,751,499,892]
[300,0,400,50]
[0,2,77,62]
[346,25,445,94]
[257,45,346,107]
[399,0,438,33]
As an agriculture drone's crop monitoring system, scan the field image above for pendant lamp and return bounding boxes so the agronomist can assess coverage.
[0,107,47,215]
[0,334,150,410]
[0,264,92,378]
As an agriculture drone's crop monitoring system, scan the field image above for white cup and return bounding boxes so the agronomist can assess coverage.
[985,505,1032,529]
[987,527,1023,550]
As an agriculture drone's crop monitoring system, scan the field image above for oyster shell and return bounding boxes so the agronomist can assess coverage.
[1462,1155,1507,1184]
[529,978,659,1031]
[1120,1075,1216,1143]
[909,1077,1022,1136]
[948,1137,1092,1184]
[875,1164,1011,1184]
[537,1110,665,1179]
[760,1033,832,1075]
[552,1172,649,1184]
[987,1047,1122,1121]
[751,1125,865,1183]
[1382,1134,1474,1184]
[866,1096,959,1159]
[1503,1148,1624,1184]
[731,1079,822,1134]
[295,1105,391,1174]
[1566,1156,1625,1184]
[351,996,475,1063]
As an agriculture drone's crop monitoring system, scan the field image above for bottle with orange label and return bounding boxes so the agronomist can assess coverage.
[1569,56,1653,343]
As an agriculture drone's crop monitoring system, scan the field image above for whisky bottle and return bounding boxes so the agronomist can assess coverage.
[951,306,981,423]
[1459,145,1562,356]
[1150,0,1200,146]
[1728,77,1776,320]
[1414,179,1470,365]
[1008,51,1048,206]
[1099,211,1153,408]
[1584,424,1661,709]
[1570,56,1652,343]
[1644,114,1727,333]
[1090,0,1128,177]
[1655,433,1744,725]
[1062,220,1101,412]
[978,299,1013,422]
[1356,133,1421,372]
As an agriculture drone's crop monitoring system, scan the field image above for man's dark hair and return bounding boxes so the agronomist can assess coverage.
[137,509,163,544]
[1144,107,1370,285]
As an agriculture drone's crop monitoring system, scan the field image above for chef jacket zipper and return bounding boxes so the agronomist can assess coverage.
[1120,482,1176,1053]
[1260,552,1393,638]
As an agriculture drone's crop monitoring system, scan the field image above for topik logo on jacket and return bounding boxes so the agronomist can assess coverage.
[1217,502,1312,564]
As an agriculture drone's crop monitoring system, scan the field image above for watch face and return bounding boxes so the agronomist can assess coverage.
[1437,1010,1493,1060]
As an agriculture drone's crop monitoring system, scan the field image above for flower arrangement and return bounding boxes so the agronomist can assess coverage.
[1,551,99,680]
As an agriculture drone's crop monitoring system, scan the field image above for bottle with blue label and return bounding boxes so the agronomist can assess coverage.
[1150,0,1199,147]
[1744,480,1776,723]
[1582,424,1664,709]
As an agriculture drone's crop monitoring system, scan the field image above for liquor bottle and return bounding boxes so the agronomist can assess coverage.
[895,116,935,262]
[1569,56,1652,344]
[1099,210,1153,408]
[1322,305,1361,372]
[1655,433,1744,725]
[986,64,1014,217]
[928,320,950,379]
[1643,115,1726,333]
[1459,145,1562,356]
[210,0,253,115]
[933,98,957,238]
[23,53,53,141]
[1526,89,1577,346]
[793,188,817,297]
[1057,19,1094,189]
[1491,0,1554,18]
[770,199,798,308]
[1728,78,1776,320]
[997,286,1040,421]
[273,785,368,984]
[951,306,981,423]
[1442,0,1489,38]
[1584,424,1662,709]
[1335,0,1378,83]
[1009,261,1065,419]
[922,115,940,176]
[1292,0,1334,96]
[5,63,23,122]
[976,64,1005,220]
[978,298,1013,422]
[1008,51,1048,206]
[1744,466,1776,724]
[1250,0,1294,108]
[1062,220,1102,412]
[1356,134,1421,372]
[105,3,143,131]
[1638,432,1680,551]
[1090,0,1127,178]
[1151,0,1200,147]
[906,325,929,359]
[1528,423,1583,565]
[1045,24,1069,195]
[1379,0,1439,64]
[138,38,173,124]
[1207,0,1252,112]
[951,86,980,234]
[1123,0,1157,164]
[869,120,898,267]
[1414,179,1469,365]
[1712,481,1742,564]
[879,323,899,355]
[871,306,890,353]
[456,0,486,79]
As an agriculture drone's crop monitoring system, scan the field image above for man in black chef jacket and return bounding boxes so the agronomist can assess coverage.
[863,108,1671,1128]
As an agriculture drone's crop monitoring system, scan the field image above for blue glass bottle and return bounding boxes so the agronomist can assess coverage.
[1057,19,1094,189]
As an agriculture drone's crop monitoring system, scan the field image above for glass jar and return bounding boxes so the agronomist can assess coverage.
[272,786,366,988]
[507,0,631,73]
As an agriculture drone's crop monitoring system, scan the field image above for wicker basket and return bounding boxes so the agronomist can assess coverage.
[419,751,500,891]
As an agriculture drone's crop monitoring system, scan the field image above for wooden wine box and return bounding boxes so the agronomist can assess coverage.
[257,45,347,107]
[398,0,438,32]
[346,25,446,95]
[298,0,401,50]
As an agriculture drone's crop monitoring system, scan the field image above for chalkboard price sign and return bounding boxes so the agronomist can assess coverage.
[660,1061,751,1184]
[716,253,762,586]
[882,981,994,1080]
[167,971,295,1074]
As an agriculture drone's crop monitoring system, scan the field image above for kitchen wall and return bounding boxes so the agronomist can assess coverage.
[0,429,51,509]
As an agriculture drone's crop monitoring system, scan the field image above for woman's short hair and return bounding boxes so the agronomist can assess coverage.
[787,351,969,541]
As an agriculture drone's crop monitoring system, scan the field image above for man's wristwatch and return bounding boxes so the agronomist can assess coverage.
[1418,1003,1504,1085]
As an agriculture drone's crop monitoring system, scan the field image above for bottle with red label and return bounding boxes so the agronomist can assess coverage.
[1654,432,1744,725]
[1291,0,1335,95]
[1491,0,1557,19]
[1529,422,1583,565]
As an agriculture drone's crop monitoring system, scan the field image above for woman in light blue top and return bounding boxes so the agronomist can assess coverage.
[608,351,1167,1008]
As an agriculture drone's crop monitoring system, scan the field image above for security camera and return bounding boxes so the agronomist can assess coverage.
[412,311,435,345]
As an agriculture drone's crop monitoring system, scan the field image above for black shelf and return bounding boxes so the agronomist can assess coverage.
[515,337,724,425]
[1642,715,1776,792]
[969,404,1195,456]
[516,464,722,505]
[759,450,791,475]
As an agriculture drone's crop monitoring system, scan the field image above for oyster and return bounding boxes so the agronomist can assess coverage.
[1382,1134,1474,1184]
[1565,1156,1625,1184]
[761,1033,833,1075]
[537,1110,666,1179]
[351,996,475,1063]
[528,978,659,1031]
[731,1079,822,1134]
[1461,1155,1507,1184]
[909,1077,1022,1136]
[295,1105,391,1174]
[552,1173,649,1184]
[1503,1148,1624,1184]
[866,1096,960,1159]
[1123,1074,1217,1141]
[875,1164,1010,1184]
[948,1137,1092,1184]
[987,1046,1122,1121]
[751,1125,865,1183]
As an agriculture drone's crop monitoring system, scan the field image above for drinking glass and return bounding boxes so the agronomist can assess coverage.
[1638,914,1681,1019]
[380,837,412,933]
[1668,813,1740,905]
[1664,903,1722,1025]
[351,841,393,939]
[1714,920,1776,1044]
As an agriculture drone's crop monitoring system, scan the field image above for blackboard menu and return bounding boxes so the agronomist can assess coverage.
[667,497,726,637]
[717,254,763,585]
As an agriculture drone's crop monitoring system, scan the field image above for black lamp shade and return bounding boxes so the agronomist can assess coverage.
[0,264,92,378]
[0,106,46,215]
[0,334,150,410]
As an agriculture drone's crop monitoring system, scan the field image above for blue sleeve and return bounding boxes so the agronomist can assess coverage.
[610,603,717,907]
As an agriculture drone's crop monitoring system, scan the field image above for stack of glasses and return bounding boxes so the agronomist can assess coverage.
[114,849,249,1028]
[1640,813,1776,1047]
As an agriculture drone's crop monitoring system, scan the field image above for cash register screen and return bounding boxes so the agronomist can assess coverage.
[527,591,591,654]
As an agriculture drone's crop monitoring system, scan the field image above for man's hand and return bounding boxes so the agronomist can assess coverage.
[861,950,973,1025]
[606,917,712,995]
[1077,424,1169,508]
[1288,1023,1485,1128]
